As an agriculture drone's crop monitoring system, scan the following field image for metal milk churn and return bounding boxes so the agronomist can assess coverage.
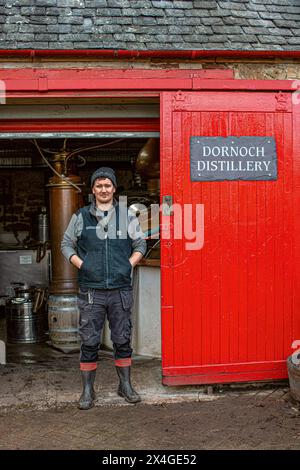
[5,284,46,344]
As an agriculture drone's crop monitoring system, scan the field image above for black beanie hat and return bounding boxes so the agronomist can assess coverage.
[90,167,117,188]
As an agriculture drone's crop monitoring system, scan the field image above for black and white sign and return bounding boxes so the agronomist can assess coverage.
[190,136,277,181]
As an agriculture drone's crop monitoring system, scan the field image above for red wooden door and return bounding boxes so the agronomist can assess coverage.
[160,90,300,385]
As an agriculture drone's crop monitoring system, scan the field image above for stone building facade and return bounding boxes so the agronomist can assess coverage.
[0,1,299,79]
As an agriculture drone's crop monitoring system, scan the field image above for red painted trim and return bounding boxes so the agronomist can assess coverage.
[115,358,132,367]
[162,370,288,386]
[80,362,97,371]
[0,118,160,132]
[163,360,287,376]
[0,69,297,99]
[0,49,300,60]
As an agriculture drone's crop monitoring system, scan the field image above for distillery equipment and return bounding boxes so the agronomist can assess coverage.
[5,283,46,344]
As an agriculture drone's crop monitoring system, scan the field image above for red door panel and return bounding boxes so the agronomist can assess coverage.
[160,90,300,385]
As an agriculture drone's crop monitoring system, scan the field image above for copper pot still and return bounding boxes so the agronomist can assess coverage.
[47,173,83,295]
[45,148,84,295]
[136,138,160,177]
[136,138,160,197]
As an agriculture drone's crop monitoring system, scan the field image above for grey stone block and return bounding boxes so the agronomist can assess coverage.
[12,33,34,40]
[52,41,74,48]
[193,1,218,9]
[83,17,94,30]
[164,9,185,17]
[130,34,154,42]
[248,19,275,28]
[247,3,266,12]
[132,17,157,25]
[212,25,243,34]
[185,8,210,16]
[274,20,298,29]
[29,16,57,24]
[99,8,122,15]
[175,17,202,25]
[282,14,300,21]
[223,16,250,26]
[267,5,300,14]
[11,0,34,6]
[219,1,247,10]
[183,35,210,43]
[98,24,121,33]
[19,24,46,33]
[4,15,26,23]
[131,1,152,7]
[140,8,165,16]
[151,1,174,8]
[107,0,130,6]
[146,42,175,49]
[242,26,271,35]
[226,10,259,18]
[194,25,213,34]
[258,35,286,44]
[268,27,293,36]
[260,12,283,20]
[47,24,72,33]
[201,17,224,25]
[121,8,142,17]
[72,8,96,16]
[57,0,85,6]
[251,0,279,4]
[228,34,258,43]
[113,33,136,41]
[95,15,132,24]
[288,37,300,44]
[57,17,83,24]
[35,0,57,5]
[172,1,193,8]
[45,7,62,15]
[59,33,91,41]
[156,34,183,42]
[20,7,46,15]
[85,0,107,6]
[35,33,57,41]
[168,25,196,34]
[205,34,228,42]
[2,24,18,32]
[90,33,114,41]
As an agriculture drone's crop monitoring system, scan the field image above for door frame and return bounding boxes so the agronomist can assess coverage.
[0,67,299,385]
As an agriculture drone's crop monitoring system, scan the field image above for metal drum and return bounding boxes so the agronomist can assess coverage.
[48,294,80,353]
[6,299,46,344]
[287,355,300,402]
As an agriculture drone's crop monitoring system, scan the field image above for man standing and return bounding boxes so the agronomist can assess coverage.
[61,167,146,410]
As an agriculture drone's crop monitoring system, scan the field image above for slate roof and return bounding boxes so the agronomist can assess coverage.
[0,0,300,51]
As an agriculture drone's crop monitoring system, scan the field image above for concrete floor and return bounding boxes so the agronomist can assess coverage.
[0,312,211,410]
[1,317,300,450]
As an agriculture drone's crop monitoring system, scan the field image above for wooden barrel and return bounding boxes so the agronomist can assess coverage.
[48,294,80,353]
[287,355,300,402]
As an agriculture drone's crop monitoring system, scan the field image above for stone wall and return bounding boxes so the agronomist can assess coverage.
[1,57,300,80]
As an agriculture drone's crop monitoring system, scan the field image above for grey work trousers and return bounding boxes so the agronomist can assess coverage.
[77,287,133,364]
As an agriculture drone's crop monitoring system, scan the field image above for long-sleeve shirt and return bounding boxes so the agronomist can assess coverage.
[61,201,147,263]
